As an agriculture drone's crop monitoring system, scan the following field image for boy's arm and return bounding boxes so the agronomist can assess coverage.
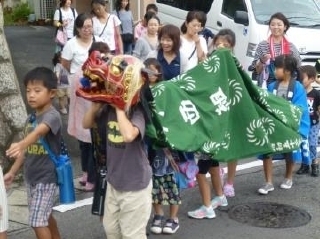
[3,154,24,188]
[6,122,50,159]
[115,107,140,143]
[83,102,103,129]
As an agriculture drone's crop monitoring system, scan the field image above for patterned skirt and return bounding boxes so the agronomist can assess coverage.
[152,174,181,205]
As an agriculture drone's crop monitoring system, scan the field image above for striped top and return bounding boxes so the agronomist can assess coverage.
[252,40,301,66]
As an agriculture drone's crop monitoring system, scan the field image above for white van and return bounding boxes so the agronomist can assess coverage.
[155,0,320,73]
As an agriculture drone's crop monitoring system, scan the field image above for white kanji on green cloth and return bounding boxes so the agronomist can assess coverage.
[147,48,303,162]
[210,87,229,115]
[179,100,200,125]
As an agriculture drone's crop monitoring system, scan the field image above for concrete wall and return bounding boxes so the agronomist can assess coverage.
[0,4,27,171]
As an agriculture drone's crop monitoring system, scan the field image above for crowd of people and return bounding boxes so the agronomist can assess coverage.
[0,0,320,239]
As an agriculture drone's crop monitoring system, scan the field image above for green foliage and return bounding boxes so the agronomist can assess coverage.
[12,3,31,22]
[3,12,14,25]
[4,3,31,25]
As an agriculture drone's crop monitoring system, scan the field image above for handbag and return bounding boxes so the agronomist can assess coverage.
[113,17,121,55]
[121,33,134,44]
[55,27,67,46]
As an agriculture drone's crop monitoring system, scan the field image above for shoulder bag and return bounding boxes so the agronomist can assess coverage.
[31,118,75,204]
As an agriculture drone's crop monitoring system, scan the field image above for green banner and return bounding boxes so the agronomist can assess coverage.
[146,49,302,161]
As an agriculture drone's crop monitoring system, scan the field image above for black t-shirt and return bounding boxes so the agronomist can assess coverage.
[307,89,320,125]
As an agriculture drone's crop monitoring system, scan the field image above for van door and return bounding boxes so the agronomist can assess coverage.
[215,0,250,63]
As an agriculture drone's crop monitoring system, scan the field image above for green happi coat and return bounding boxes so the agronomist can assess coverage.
[146,48,302,162]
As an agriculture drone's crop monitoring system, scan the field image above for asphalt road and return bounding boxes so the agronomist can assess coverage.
[4,25,320,239]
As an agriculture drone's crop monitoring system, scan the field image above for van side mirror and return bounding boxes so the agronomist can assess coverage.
[234,11,249,26]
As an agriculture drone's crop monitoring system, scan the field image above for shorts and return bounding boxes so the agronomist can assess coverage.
[56,87,69,98]
[198,159,219,174]
[0,167,8,232]
[27,183,57,227]
[152,174,181,205]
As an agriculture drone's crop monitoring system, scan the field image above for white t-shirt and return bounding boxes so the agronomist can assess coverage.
[92,14,121,51]
[61,36,102,74]
[180,35,208,71]
[53,8,78,39]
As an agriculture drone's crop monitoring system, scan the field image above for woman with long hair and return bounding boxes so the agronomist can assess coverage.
[53,0,78,51]
[113,0,134,54]
[91,0,123,55]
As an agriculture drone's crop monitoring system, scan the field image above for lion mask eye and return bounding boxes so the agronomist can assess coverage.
[109,58,128,76]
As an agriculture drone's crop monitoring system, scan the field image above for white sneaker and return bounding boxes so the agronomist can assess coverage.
[188,205,216,219]
[280,179,293,189]
[150,215,164,234]
[258,183,274,195]
[211,195,228,209]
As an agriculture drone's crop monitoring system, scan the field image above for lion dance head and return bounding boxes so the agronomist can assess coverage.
[76,51,147,111]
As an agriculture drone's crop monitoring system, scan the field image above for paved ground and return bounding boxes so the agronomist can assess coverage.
[4,25,320,239]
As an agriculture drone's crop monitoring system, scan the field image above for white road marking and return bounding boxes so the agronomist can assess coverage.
[53,197,93,212]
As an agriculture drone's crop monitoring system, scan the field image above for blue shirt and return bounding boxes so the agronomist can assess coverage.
[157,49,181,80]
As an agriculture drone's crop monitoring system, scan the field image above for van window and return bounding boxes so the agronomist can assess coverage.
[222,0,247,18]
[156,0,214,14]
[251,0,320,26]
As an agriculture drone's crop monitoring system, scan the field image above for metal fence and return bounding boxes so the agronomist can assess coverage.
[32,0,55,19]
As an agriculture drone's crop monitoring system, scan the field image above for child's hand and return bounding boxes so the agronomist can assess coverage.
[260,54,271,64]
[3,172,15,188]
[6,142,23,159]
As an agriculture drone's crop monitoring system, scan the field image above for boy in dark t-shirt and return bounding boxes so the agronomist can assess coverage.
[297,65,320,176]
[83,102,152,239]
[5,67,62,239]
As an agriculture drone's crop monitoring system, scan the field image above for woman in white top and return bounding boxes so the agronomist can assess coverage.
[53,0,78,51]
[61,13,102,192]
[180,11,208,71]
[133,15,160,61]
[91,0,123,55]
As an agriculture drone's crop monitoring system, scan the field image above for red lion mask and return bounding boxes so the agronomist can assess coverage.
[76,51,147,111]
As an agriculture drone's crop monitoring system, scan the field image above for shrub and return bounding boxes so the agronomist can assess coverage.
[11,3,31,22]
